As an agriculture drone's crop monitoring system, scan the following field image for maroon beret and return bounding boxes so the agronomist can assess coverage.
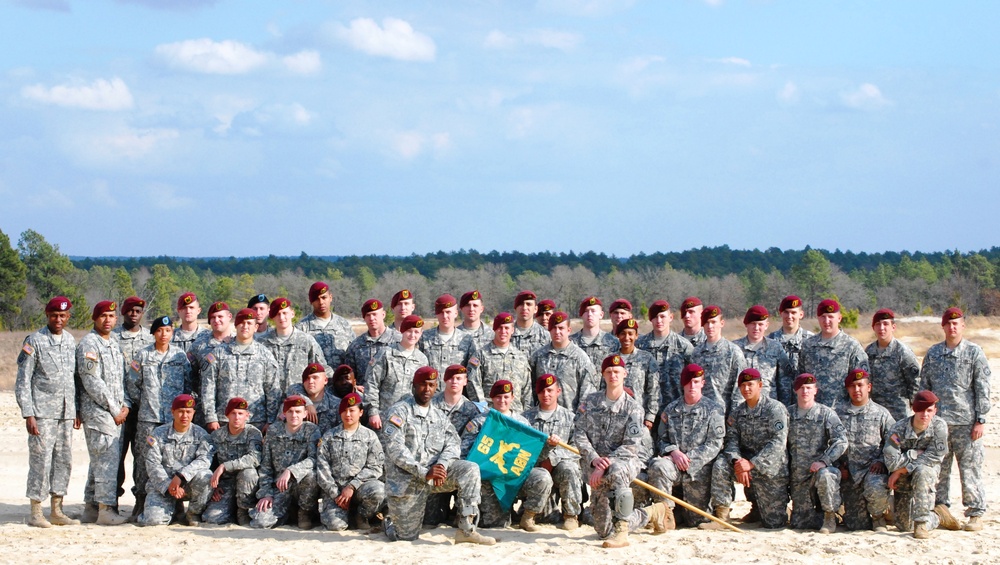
[91,300,117,320]
[536,299,556,313]
[283,395,307,413]
[578,296,602,316]
[176,292,198,309]
[647,300,670,320]
[514,290,537,308]
[490,379,514,397]
[912,390,939,412]
[400,315,424,332]
[942,307,963,324]
[778,295,802,312]
[743,305,769,325]
[535,373,558,394]
[435,294,457,314]
[225,397,249,415]
[413,366,438,384]
[493,311,514,330]
[872,308,895,324]
[680,363,705,387]
[302,362,325,380]
[700,304,722,325]
[793,373,817,391]
[615,318,639,335]
[171,394,196,411]
[308,281,329,303]
[333,364,354,379]
[609,299,632,312]
[443,364,467,380]
[339,392,363,413]
[601,354,626,372]
[45,296,72,313]
[269,297,291,319]
[548,311,569,330]
[680,296,702,311]
[207,301,230,316]
[459,290,482,309]
[361,298,382,315]
[121,296,145,313]
[844,368,869,387]
[234,308,256,324]
[738,368,762,384]
[391,289,413,309]
[817,299,840,316]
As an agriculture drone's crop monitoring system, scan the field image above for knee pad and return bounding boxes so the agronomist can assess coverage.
[611,487,634,521]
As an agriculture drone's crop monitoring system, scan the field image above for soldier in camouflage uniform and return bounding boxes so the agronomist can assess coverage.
[139,394,213,526]
[201,308,281,432]
[433,365,484,434]
[459,380,532,528]
[511,291,551,357]
[382,367,495,544]
[317,392,386,531]
[573,355,669,547]
[257,297,328,394]
[112,296,154,505]
[611,318,660,427]
[390,289,416,332]
[608,299,633,330]
[884,391,952,538]
[530,311,599,411]
[77,301,130,525]
[203,397,262,526]
[189,302,235,423]
[286,363,341,435]
[520,374,582,531]
[704,368,789,530]
[767,295,814,385]
[248,293,270,335]
[920,307,991,532]
[734,305,793,405]
[344,298,401,386]
[679,297,707,348]
[127,315,193,518]
[798,299,869,410]
[172,292,208,353]
[419,294,475,375]
[787,374,848,533]
[16,296,79,528]
[535,298,557,331]
[466,312,532,409]
[458,290,494,350]
[365,315,429,430]
[837,368,895,531]
[297,281,356,368]
[690,305,747,414]
[636,300,693,410]
[647,364,724,528]
[250,395,321,529]
[571,296,620,369]
[866,309,921,421]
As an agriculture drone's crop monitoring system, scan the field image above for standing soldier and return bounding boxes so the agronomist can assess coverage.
[419,294,475,375]
[203,397,262,526]
[734,305,792,405]
[798,299,869,409]
[127,315,192,519]
[767,295,814,378]
[837,368,895,531]
[317,393,386,531]
[573,355,669,548]
[344,298,401,386]
[636,300,693,410]
[286,363,341,435]
[138,394,213,526]
[250,395,321,529]
[612,318,660,428]
[365,315,429,430]
[608,299,633,330]
[432,365,483,434]
[571,296,620,368]
[247,293,270,335]
[520,374,582,531]
[690,305,747,414]
[866,309,921,421]
[16,296,78,528]
[257,297,328,394]
[919,307,991,532]
[704,368,789,530]
[189,301,235,421]
[172,292,207,353]
[530,311,599,411]
[457,290,494,350]
[647,364,725,528]
[112,296,153,504]
[679,297,706,347]
[511,290,550,357]
[297,281,355,368]
[390,289,416,332]
[381,367,496,544]
[77,300,130,525]
[534,299,557,333]
[787,374,848,534]
[466,312,532,409]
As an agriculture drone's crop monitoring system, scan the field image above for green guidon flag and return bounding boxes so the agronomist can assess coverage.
[466,409,548,510]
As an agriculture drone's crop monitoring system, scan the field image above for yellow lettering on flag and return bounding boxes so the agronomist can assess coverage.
[511,449,531,477]
[476,436,494,455]
[489,440,520,474]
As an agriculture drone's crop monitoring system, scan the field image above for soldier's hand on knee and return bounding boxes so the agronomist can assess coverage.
[257,496,273,512]
[211,465,225,488]
[426,464,447,486]
[211,487,223,502]
[336,486,355,510]
[809,461,826,473]
[24,417,39,436]
[588,467,606,488]
[888,468,907,490]
[869,462,886,475]
[276,469,292,492]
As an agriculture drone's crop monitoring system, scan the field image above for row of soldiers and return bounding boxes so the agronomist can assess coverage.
[15,285,989,544]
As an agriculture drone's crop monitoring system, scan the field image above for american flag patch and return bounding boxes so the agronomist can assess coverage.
[205,353,216,364]
[890,433,900,446]
[389,415,404,428]
[85,351,98,361]
[146,435,156,447]
[22,343,34,356]
[130,360,140,372]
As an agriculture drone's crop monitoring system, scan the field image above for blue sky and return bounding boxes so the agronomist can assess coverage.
[1,0,997,258]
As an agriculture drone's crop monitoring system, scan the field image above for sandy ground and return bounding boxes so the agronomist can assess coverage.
[1,320,1000,564]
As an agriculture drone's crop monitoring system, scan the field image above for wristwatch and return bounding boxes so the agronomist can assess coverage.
[976,416,987,424]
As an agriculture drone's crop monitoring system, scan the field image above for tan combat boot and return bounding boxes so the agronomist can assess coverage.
[871,515,887,532]
[97,503,127,526]
[29,500,52,528]
[644,502,674,534]
[455,528,497,545]
[819,511,837,534]
[698,506,731,530]
[964,516,983,532]
[934,504,960,531]
[49,495,80,526]
[561,514,579,531]
[913,521,930,539]
[602,520,630,549]
[520,510,539,532]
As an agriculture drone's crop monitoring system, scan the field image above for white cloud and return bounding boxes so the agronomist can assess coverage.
[713,57,751,67]
[484,30,516,50]
[206,95,257,135]
[333,18,435,62]
[282,50,321,75]
[841,82,891,110]
[155,39,270,74]
[778,81,799,103]
[145,183,194,210]
[21,77,133,111]
[483,29,582,52]
[621,55,665,75]
[254,103,316,127]
[391,130,450,159]
[94,128,180,160]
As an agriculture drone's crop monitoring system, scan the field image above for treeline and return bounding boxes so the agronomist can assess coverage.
[1,227,998,330]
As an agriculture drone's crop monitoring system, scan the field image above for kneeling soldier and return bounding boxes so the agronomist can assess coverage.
[203,397,262,525]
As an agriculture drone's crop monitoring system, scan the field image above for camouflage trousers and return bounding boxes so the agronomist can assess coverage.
[138,469,212,526]
[132,421,163,502]
[711,457,789,529]
[26,418,73,501]
[647,457,712,526]
[590,459,650,539]
[320,480,386,531]
[521,462,582,516]
[892,465,941,531]
[937,424,986,517]
[250,473,319,529]
[385,460,481,541]
[789,467,841,530]
[841,470,890,531]
[83,424,125,506]
[202,469,260,524]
